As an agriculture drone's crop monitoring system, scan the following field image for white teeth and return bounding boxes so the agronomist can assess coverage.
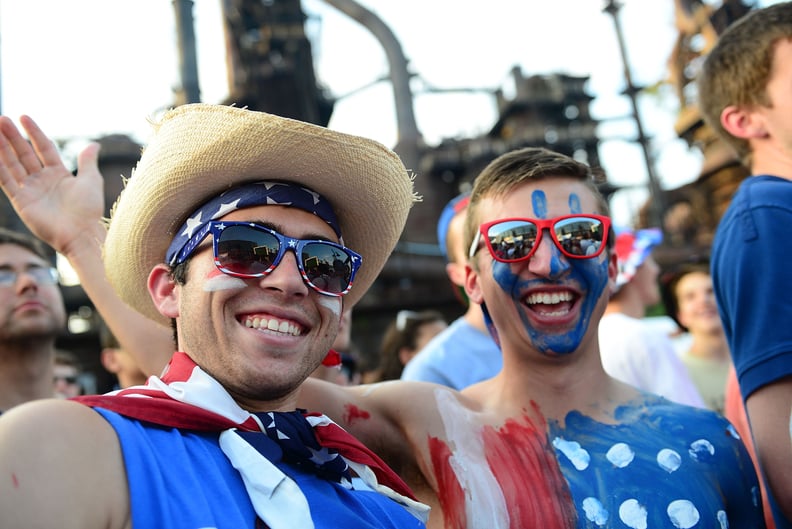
[542,309,570,317]
[527,291,572,305]
[243,316,302,336]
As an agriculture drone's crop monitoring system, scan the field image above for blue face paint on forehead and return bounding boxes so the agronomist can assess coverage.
[531,190,548,219]
[568,193,582,214]
[166,181,341,266]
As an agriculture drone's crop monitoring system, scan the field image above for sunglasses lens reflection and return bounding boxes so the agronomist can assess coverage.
[216,225,279,275]
[216,225,353,294]
[301,242,353,294]
[486,220,539,261]
[553,217,605,257]
[486,217,605,261]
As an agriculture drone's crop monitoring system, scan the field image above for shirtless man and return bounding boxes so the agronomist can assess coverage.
[302,146,765,528]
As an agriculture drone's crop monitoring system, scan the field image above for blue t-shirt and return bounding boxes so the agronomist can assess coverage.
[94,408,425,529]
[401,317,501,389]
[711,174,792,529]
[712,175,792,399]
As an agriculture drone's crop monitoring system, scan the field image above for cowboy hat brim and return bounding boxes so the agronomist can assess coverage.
[104,104,415,325]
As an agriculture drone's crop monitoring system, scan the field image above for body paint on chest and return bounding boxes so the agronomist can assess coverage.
[428,391,577,528]
[548,400,760,528]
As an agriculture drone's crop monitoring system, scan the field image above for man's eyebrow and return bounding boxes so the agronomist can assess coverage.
[250,220,336,243]
[0,262,47,271]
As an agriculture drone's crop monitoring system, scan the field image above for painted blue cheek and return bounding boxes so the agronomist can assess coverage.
[489,255,610,355]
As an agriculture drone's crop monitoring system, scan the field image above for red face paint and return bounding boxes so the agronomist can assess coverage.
[342,404,370,426]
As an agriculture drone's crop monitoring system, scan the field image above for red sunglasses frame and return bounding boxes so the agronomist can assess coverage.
[471,214,611,262]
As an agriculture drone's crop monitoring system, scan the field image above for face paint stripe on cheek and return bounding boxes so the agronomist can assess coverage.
[316,296,342,317]
[203,268,247,292]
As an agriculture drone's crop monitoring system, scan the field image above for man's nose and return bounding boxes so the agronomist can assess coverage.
[527,230,569,277]
[257,249,310,295]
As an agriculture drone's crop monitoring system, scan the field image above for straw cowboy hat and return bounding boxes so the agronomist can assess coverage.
[104,103,417,325]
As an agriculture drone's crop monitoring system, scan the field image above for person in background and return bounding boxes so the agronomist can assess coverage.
[0,105,428,528]
[400,192,502,389]
[698,3,792,525]
[661,262,730,414]
[663,263,775,527]
[364,310,447,383]
[598,228,706,408]
[53,348,85,398]
[301,146,764,528]
[309,307,362,386]
[0,227,65,413]
[98,321,147,390]
[0,117,174,380]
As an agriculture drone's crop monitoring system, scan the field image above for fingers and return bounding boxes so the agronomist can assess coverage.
[19,115,63,172]
[0,116,26,192]
[77,142,101,175]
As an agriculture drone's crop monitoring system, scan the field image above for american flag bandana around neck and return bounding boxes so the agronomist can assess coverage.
[166,181,342,267]
[73,353,430,527]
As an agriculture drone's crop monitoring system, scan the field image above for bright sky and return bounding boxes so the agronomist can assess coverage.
[0,1,777,227]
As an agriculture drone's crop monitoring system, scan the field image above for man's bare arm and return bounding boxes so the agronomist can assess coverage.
[0,400,130,528]
[745,377,792,520]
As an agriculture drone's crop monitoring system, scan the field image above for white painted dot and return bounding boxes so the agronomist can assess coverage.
[689,439,715,461]
[657,448,682,472]
[582,497,609,526]
[717,510,729,528]
[667,499,699,528]
[725,423,740,440]
[552,437,590,470]
[619,499,647,529]
[606,442,635,468]
[751,485,761,507]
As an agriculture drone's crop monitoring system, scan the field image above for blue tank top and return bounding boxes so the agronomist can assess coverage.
[94,408,424,529]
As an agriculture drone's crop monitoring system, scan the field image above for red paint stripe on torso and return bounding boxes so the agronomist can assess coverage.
[428,436,467,529]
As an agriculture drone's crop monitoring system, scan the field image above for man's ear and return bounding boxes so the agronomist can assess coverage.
[721,104,767,139]
[464,263,484,305]
[445,261,467,288]
[607,251,619,297]
[148,264,179,319]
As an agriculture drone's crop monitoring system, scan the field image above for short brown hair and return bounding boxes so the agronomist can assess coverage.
[0,227,50,261]
[464,147,611,264]
[698,3,792,165]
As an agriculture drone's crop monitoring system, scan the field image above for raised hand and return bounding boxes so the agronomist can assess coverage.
[0,115,173,377]
[0,115,104,256]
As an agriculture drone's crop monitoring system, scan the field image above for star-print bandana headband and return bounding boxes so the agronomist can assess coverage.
[166,181,342,267]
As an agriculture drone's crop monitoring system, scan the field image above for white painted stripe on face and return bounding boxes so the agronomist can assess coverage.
[316,296,342,317]
[203,273,247,292]
[434,389,509,527]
